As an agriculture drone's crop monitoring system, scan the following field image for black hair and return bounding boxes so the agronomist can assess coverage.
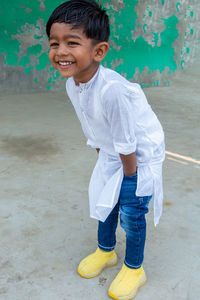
[46,0,110,43]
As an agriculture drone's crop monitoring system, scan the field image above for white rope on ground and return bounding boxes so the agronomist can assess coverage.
[166,150,200,165]
[167,156,188,165]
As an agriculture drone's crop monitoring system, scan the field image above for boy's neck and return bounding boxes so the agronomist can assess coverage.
[74,63,100,86]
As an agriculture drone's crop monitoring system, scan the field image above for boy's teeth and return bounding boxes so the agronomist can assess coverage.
[59,61,72,66]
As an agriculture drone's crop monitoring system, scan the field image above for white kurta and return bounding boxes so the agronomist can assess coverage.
[66,65,165,226]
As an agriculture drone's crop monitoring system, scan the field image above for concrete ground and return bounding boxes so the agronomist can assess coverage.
[0,61,200,300]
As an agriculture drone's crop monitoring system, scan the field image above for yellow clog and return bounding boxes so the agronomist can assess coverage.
[108,264,146,300]
[78,248,117,279]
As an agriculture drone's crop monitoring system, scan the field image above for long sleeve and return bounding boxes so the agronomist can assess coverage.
[103,83,138,155]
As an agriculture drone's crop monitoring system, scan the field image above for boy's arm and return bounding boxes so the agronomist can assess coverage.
[120,152,137,176]
[95,149,136,176]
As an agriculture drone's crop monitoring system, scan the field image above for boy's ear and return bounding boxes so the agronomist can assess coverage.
[93,42,109,62]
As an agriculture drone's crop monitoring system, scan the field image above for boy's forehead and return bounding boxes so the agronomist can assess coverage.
[50,22,86,39]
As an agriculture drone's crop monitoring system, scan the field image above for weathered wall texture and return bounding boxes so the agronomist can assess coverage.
[0,0,199,93]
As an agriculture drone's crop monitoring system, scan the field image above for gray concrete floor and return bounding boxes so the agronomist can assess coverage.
[0,62,200,300]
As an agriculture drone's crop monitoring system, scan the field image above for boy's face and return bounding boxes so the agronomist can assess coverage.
[48,23,101,84]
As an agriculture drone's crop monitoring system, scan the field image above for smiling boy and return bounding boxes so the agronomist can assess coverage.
[48,22,107,84]
[46,1,165,299]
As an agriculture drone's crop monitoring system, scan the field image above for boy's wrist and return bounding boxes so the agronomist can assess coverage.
[123,169,137,176]
[120,152,137,176]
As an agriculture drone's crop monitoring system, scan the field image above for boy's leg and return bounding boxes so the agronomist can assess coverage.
[108,173,151,299]
[78,203,119,279]
[120,194,151,269]
[98,202,119,251]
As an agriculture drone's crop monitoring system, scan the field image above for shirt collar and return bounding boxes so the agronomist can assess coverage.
[73,65,101,92]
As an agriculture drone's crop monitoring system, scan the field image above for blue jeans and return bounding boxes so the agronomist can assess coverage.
[98,173,152,269]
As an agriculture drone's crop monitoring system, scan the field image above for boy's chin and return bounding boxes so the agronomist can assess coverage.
[56,70,73,78]
[60,74,72,78]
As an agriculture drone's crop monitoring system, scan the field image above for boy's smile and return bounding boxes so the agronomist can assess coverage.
[48,23,101,85]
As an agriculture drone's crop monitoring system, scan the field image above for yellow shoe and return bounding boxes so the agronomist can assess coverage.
[77,248,117,279]
[108,264,146,300]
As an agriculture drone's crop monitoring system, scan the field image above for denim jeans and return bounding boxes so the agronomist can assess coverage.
[98,173,152,269]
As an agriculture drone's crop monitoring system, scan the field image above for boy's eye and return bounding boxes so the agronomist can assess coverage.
[50,42,59,47]
[68,41,79,46]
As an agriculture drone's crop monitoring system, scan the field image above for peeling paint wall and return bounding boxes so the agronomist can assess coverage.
[0,0,200,93]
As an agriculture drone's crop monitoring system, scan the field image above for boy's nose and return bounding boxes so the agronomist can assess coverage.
[57,44,69,56]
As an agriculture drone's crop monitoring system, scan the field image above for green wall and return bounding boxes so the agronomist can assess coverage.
[0,0,199,93]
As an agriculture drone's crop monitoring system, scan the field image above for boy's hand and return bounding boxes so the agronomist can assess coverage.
[120,152,137,176]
